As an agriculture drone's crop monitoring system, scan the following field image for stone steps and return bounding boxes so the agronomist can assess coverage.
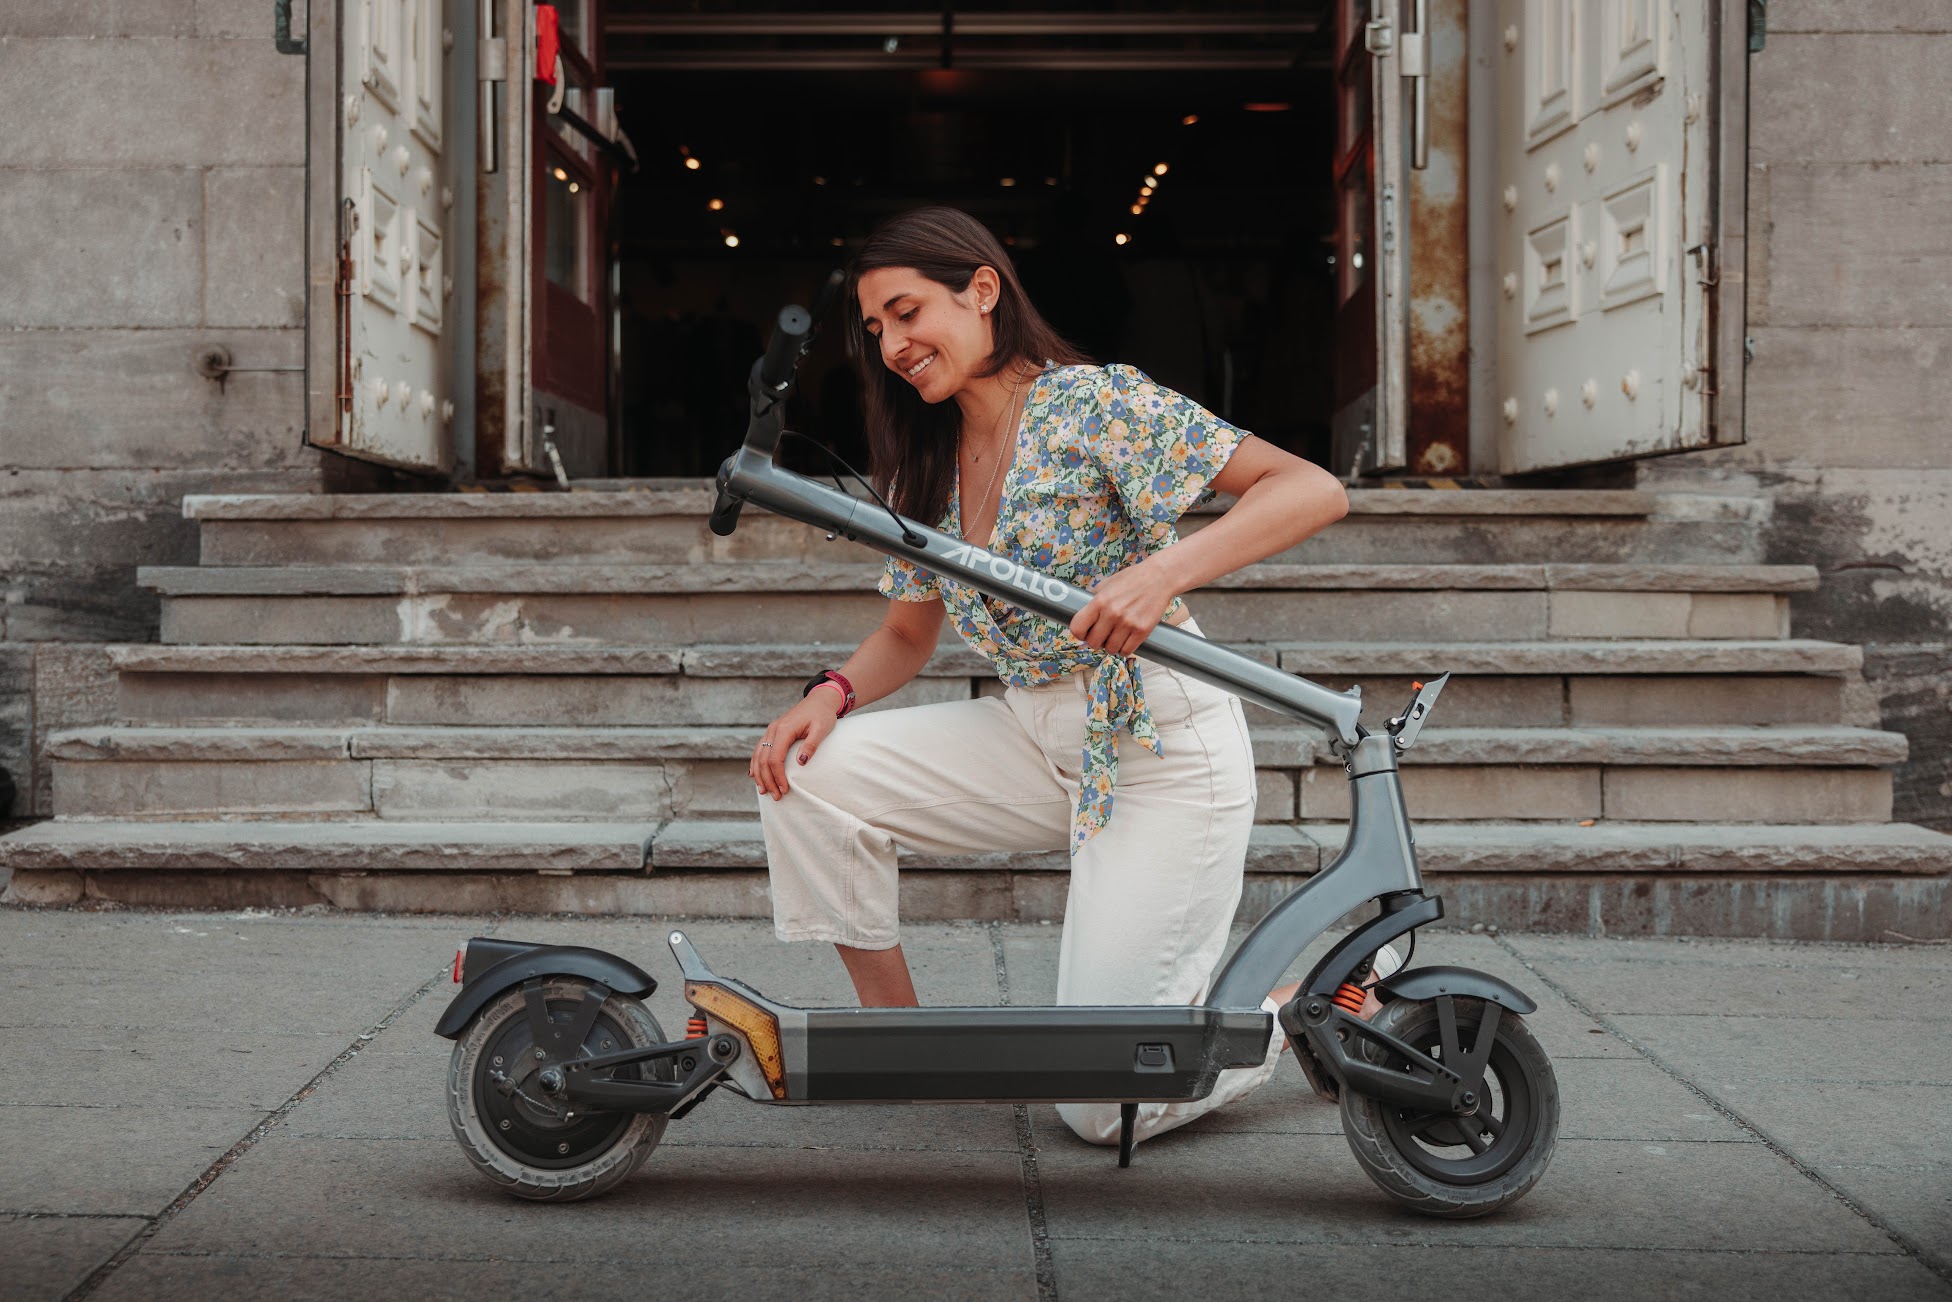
[44,723,1904,825]
[182,485,1770,567]
[138,562,1812,645]
[101,639,1869,728]
[4,817,1947,942]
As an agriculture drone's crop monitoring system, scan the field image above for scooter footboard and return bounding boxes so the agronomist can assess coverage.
[799,1006,1272,1103]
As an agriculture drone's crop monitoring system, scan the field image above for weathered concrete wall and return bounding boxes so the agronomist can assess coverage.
[1643,0,1952,828]
[0,4,362,811]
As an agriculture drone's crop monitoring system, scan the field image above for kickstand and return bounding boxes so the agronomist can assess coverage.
[1117,1102,1137,1168]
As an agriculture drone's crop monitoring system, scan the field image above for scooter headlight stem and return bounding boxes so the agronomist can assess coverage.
[686,982,788,1099]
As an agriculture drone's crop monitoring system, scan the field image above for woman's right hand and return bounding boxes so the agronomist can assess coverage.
[750,687,845,800]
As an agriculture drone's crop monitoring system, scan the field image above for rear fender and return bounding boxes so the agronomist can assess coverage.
[433,942,658,1039]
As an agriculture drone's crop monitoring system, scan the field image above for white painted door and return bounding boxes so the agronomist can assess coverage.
[1495,0,1716,473]
[326,0,456,471]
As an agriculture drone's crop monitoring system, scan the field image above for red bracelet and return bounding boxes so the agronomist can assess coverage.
[804,669,857,717]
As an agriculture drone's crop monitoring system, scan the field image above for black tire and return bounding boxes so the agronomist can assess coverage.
[446,977,672,1202]
[1340,996,1558,1218]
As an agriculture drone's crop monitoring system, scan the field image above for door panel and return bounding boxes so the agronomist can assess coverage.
[1495,0,1721,473]
[324,0,456,471]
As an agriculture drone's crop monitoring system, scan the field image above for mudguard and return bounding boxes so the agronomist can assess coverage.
[1375,965,1538,1015]
[433,942,658,1039]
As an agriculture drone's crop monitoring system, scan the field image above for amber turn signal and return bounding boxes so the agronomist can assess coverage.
[685,981,789,1099]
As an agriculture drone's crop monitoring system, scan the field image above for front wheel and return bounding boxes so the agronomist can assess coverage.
[1340,996,1558,1218]
[446,977,673,1201]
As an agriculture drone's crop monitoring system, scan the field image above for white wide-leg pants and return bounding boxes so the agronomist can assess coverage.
[757,644,1283,1148]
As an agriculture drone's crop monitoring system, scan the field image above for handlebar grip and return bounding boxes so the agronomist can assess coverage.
[757,305,814,391]
[709,456,744,536]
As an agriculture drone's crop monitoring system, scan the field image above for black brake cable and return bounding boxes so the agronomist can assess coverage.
[780,430,927,548]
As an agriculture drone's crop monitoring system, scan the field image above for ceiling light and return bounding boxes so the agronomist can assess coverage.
[1114,234,1129,246]
[1000,177,1016,187]
[567,181,579,194]
[685,157,701,170]
[1044,177,1057,186]
[1352,251,1364,269]
[1143,176,1157,190]
[707,198,724,211]
[1243,102,1292,113]
[813,176,827,186]
[723,232,740,248]
[1153,163,1169,176]
[1181,114,1199,126]
[552,167,568,182]
[831,236,845,246]
[1130,204,1143,215]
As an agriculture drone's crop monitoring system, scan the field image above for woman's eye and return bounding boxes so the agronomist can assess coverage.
[899,309,917,322]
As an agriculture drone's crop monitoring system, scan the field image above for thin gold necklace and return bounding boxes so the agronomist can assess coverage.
[964,365,1026,543]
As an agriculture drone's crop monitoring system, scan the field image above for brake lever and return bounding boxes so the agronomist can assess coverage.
[1386,672,1449,752]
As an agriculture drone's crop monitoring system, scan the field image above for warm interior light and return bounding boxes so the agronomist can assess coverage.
[1114,233,1130,246]
[685,158,701,170]
[1044,177,1057,186]
[686,982,787,1099]
[1000,177,1016,187]
[1154,163,1169,176]
[567,181,579,194]
[1243,102,1292,112]
[1181,114,1199,126]
[552,166,567,182]
[813,176,827,185]
[1352,251,1364,269]
[707,198,724,211]
[830,236,844,246]
[1130,204,1143,215]
[1143,176,1158,190]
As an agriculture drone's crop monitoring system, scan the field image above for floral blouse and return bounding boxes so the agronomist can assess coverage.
[878,363,1250,852]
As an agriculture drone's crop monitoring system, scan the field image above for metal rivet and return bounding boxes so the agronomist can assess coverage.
[393,144,411,175]
[1544,163,1560,193]
[442,26,455,51]
[499,1119,511,1130]
[371,377,388,406]
[417,167,434,195]
[441,186,455,210]
[1502,397,1519,424]
[441,399,455,422]
[1543,388,1559,417]
[393,380,411,408]
[1502,272,1517,298]
[1581,240,1597,269]
[557,1142,570,1154]
[1583,141,1601,172]
[344,95,361,126]
[419,390,435,418]
[1625,120,1643,152]
[1503,24,1518,51]
[1581,378,1599,408]
[1685,94,1702,124]
[371,124,388,153]
[1502,184,1518,212]
[1621,369,1641,399]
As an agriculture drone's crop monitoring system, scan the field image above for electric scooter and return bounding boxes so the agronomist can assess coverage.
[434,294,1560,1217]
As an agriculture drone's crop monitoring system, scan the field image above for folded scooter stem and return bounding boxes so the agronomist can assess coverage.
[719,447,1367,748]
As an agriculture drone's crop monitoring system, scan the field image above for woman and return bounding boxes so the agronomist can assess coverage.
[749,207,1353,1147]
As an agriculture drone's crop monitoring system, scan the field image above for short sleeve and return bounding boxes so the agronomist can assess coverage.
[1086,364,1250,525]
[878,554,939,603]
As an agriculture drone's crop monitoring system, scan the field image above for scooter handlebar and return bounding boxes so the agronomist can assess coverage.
[756,304,814,393]
[708,456,744,537]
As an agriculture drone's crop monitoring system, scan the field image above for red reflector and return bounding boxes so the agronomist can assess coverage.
[452,949,465,983]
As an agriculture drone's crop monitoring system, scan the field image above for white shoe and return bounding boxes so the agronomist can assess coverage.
[1371,941,1406,983]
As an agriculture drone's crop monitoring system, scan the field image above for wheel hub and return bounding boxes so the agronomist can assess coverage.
[474,1002,641,1169]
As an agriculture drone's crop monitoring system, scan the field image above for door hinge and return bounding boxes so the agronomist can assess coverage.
[1365,15,1394,57]
[479,36,508,80]
[1748,0,1767,54]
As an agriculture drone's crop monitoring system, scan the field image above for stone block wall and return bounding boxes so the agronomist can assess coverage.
[1642,0,1952,827]
[0,4,370,813]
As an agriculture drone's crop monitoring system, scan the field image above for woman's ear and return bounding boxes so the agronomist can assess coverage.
[968,266,1002,314]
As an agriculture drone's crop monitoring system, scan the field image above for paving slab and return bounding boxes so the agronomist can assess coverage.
[0,1103,269,1217]
[1047,1240,1948,1302]
[1609,1014,1952,1086]
[0,1214,147,1301]
[1030,1131,1899,1254]
[146,1135,1034,1271]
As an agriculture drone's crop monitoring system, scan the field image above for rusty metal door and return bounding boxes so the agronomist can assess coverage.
[1494,0,1735,473]
[1331,0,1435,479]
[320,0,458,471]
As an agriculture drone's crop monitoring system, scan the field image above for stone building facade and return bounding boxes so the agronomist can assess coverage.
[0,0,1945,843]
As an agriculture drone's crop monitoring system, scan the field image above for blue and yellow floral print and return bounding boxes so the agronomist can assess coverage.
[877,363,1250,851]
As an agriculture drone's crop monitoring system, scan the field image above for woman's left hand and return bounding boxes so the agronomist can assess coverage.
[1069,560,1181,657]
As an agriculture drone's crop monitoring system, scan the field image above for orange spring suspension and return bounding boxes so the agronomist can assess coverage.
[685,1014,709,1041]
[1330,982,1368,1016]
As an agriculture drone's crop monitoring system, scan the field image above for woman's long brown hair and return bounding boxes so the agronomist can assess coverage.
[845,207,1089,525]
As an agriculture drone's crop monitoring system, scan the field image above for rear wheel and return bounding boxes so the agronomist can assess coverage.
[1340,996,1558,1218]
[446,977,672,1201]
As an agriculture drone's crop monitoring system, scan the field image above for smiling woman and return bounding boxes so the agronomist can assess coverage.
[744,204,1350,1153]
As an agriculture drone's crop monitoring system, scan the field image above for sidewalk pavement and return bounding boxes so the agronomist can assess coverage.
[1,905,1947,1302]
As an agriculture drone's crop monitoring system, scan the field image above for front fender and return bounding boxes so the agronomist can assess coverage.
[1376,965,1538,1016]
[433,944,658,1039]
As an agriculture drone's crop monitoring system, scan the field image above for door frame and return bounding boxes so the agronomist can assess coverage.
[301,0,341,455]
[1709,0,1748,448]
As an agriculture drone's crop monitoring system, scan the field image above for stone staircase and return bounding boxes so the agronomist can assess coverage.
[4,483,1947,938]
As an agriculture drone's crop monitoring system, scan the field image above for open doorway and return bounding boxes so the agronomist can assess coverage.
[600,6,1339,479]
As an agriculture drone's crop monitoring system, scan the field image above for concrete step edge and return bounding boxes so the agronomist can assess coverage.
[651,817,1952,875]
[46,723,1911,767]
[136,561,1821,597]
[105,638,1865,677]
[0,819,654,872]
[182,486,1662,523]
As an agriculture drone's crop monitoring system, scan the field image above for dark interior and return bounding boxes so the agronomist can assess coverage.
[603,4,1339,479]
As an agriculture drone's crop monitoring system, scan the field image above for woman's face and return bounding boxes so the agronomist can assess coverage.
[857,265,998,404]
